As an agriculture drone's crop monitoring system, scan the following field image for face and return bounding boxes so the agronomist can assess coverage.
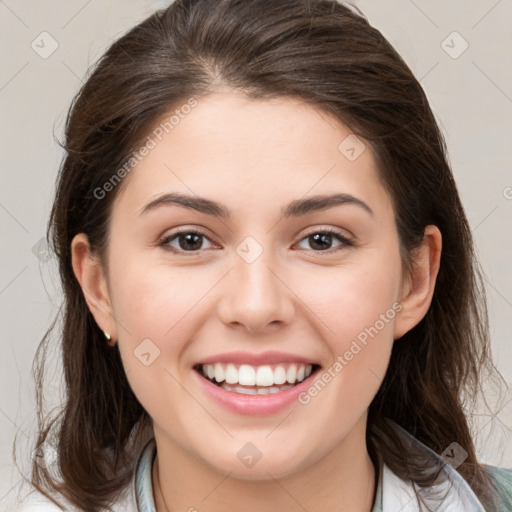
[78,90,424,480]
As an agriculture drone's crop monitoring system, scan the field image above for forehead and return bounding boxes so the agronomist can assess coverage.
[113,91,390,220]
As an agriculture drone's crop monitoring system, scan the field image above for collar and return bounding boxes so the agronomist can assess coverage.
[376,421,486,512]
[133,437,157,512]
[131,422,486,512]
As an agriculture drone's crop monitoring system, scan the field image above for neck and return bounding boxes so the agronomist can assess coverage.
[152,419,377,512]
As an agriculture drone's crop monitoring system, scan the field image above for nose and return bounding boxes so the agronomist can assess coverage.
[216,250,295,334]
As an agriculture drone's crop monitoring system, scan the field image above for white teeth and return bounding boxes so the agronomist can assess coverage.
[286,365,297,384]
[201,363,314,387]
[233,385,257,395]
[273,365,287,385]
[220,383,294,395]
[214,363,225,383]
[225,364,238,384]
[256,366,274,386]
[238,364,256,385]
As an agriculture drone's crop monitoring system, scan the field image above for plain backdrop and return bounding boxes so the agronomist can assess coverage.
[1,0,511,509]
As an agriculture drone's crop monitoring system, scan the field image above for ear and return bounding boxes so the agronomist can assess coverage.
[71,233,117,344]
[393,225,442,340]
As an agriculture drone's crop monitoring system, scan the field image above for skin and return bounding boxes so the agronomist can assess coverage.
[72,90,442,512]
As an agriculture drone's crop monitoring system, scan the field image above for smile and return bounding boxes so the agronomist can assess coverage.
[194,362,321,395]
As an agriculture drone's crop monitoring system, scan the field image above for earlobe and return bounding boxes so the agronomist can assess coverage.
[393,225,442,340]
[71,233,117,343]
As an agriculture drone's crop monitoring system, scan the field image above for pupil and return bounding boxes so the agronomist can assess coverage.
[180,233,202,251]
[310,233,331,250]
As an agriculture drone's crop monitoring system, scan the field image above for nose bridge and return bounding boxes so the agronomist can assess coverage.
[217,236,294,332]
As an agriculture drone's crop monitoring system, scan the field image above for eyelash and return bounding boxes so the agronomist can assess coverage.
[158,228,354,255]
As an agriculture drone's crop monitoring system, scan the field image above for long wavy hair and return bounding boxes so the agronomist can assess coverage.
[23,0,508,510]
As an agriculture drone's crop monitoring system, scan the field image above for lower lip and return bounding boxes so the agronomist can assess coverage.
[192,368,319,416]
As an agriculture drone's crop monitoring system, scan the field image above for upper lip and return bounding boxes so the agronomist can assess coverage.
[195,351,320,367]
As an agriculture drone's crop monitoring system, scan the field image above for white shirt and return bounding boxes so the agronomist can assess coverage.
[13,421,512,511]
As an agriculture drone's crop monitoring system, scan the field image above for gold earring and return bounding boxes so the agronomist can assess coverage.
[103,331,111,341]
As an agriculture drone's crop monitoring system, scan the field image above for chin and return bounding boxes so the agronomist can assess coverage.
[199,446,313,482]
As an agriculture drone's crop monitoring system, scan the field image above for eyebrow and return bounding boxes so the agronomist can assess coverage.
[139,192,374,218]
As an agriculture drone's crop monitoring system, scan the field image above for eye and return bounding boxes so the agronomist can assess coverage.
[158,227,353,255]
[159,229,216,253]
[295,229,353,253]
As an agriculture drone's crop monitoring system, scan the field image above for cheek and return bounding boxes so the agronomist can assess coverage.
[301,254,402,350]
[295,275,399,436]
[109,259,210,342]
[295,251,401,403]
[108,261,211,402]
[332,274,399,354]
[110,264,199,423]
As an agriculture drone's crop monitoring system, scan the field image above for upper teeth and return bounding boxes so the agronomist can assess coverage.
[201,363,313,386]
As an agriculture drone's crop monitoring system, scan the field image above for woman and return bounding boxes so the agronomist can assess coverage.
[19,0,512,510]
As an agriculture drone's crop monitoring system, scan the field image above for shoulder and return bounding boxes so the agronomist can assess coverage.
[13,491,66,511]
[484,464,512,508]
[14,481,137,512]
[485,464,512,483]
[13,438,151,512]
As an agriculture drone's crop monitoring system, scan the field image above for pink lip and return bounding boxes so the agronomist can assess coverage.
[195,350,319,366]
[192,365,319,416]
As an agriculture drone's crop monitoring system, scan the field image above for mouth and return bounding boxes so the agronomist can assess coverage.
[193,362,322,395]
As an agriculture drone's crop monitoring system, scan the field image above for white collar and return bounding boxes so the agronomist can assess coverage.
[379,422,486,511]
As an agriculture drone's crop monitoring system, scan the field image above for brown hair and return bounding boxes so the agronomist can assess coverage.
[25,0,507,509]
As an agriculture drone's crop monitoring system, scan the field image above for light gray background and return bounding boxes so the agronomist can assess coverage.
[1,0,511,509]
